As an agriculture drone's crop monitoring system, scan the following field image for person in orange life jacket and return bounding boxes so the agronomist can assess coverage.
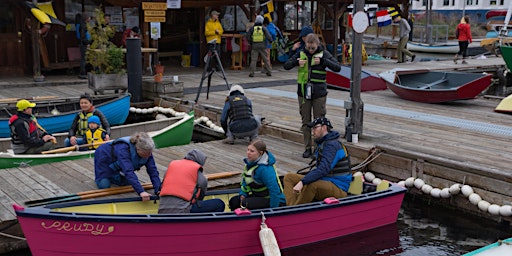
[283,117,352,206]
[288,26,313,58]
[454,16,472,64]
[228,139,286,210]
[220,84,261,144]
[283,33,341,159]
[65,94,110,147]
[9,100,57,154]
[94,132,161,201]
[247,15,273,77]
[158,149,225,213]
[82,115,107,150]
[121,26,141,48]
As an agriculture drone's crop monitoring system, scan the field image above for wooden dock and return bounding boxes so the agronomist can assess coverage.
[0,55,511,253]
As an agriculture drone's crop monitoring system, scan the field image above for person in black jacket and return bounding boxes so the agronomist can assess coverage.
[283,33,341,158]
[75,13,91,79]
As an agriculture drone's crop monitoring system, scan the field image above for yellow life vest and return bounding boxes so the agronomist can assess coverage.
[78,112,94,136]
[252,26,264,43]
[85,128,105,149]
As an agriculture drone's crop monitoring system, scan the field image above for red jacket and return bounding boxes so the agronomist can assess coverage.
[457,23,472,43]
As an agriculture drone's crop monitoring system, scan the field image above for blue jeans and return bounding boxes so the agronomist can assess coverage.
[191,199,225,213]
[64,137,85,147]
[96,174,128,189]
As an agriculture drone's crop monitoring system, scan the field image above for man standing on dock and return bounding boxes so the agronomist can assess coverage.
[394,16,415,63]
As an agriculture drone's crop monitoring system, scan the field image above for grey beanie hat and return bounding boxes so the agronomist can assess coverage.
[255,15,264,24]
[229,84,245,95]
[184,149,207,166]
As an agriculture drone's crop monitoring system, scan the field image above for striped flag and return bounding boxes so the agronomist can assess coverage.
[376,10,391,27]
[261,0,274,22]
[387,7,400,20]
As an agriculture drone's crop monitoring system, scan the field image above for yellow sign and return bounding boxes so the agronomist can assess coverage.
[144,10,166,16]
[142,2,167,10]
[144,16,166,22]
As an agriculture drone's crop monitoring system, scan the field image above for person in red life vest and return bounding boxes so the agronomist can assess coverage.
[65,94,110,147]
[121,26,141,48]
[228,139,286,210]
[94,132,161,201]
[83,115,107,150]
[158,149,225,213]
[9,100,57,154]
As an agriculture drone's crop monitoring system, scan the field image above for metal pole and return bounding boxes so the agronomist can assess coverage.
[126,38,142,102]
[345,0,365,141]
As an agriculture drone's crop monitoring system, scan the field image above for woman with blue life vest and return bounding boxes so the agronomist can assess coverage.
[229,139,286,210]
[65,94,110,147]
[83,115,107,150]
[94,132,161,201]
[158,149,225,213]
[283,33,341,159]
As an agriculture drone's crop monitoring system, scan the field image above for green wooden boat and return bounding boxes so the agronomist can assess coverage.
[0,113,194,169]
[500,44,512,71]
[463,237,512,255]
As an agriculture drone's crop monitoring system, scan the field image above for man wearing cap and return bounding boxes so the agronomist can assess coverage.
[283,117,352,205]
[247,15,273,77]
[220,84,261,144]
[9,100,56,154]
[205,10,224,59]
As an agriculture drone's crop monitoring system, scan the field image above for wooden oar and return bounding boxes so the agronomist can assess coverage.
[24,171,241,207]
[0,96,60,104]
[42,141,108,154]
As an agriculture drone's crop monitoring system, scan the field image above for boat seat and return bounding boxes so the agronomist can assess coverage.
[417,79,448,89]
[347,175,363,195]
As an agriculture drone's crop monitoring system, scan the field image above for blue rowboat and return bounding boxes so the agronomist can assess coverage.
[0,94,130,138]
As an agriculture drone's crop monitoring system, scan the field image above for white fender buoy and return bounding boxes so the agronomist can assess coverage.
[499,205,512,217]
[157,107,165,113]
[430,188,441,198]
[397,180,406,187]
[449,184,461,195]
[478,200,490,212]
[414,179,425,190]
[146,108,153,113]
[130,107,136,112]
[461,185,474,197]
[155,114,167,120]
[141,108,148,114]
[440,188,451,198]
[135,108,142,114]
[488,204,501,216]
[364,172,375,182]
[468,193,482,205]
[421,184,433,194]
[206,120,213,127]
[353,171,363,177]
[372,178,382,185]
[202,116,209,123]
[259,213,281,256]
[404,177,415,188]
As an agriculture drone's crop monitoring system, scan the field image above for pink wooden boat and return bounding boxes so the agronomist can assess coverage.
[380,69,492,103]
[326,66,387,92]
[13,184,405,256]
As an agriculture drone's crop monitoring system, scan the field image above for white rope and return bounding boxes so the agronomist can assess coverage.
[0,231,26,240]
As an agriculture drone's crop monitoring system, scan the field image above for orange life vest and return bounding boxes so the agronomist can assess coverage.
[160,159,201,202]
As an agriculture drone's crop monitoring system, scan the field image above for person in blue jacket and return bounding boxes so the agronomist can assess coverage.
[283,117,352,205]
[229,139,286,210]
[94,132,161,201]
[288,25,313,58]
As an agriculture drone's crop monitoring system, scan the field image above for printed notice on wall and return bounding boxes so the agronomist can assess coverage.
[167,0,181,9]
[150,22,161,39]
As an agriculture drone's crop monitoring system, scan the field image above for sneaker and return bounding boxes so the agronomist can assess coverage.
[302,149,312,158]
[249,73,254,77]
[223,137,234,144]
[411,55,416,62]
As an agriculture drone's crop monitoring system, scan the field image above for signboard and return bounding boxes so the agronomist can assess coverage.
[144,16,166,22]
[142,2,167,10]
[144,10,166,16]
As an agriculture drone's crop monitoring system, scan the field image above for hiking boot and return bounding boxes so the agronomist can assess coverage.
[223,137,234,144]
[302,148,312,158]
[249,73,254,77]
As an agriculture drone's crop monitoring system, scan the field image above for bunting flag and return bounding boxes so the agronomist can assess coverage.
[387,7,400,20]
[376,10,391,27]
[261,0,274,22]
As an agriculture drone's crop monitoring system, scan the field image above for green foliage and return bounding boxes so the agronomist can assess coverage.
[86,7,125,74]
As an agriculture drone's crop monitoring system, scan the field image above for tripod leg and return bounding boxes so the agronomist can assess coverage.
[195,53,213,103]
[213,50,230,90]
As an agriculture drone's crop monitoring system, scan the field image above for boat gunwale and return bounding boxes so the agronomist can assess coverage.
[14,184,406,222]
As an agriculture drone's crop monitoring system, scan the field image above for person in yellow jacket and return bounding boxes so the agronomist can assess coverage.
[204,10,224,58]
[83,115,108,150]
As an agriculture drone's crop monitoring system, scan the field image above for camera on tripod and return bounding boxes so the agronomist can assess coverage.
[207,39,217,51]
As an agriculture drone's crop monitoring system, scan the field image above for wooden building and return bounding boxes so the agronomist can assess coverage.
[1,0,409,77]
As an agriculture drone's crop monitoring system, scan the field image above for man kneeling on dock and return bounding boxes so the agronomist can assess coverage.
[283,117,352,205]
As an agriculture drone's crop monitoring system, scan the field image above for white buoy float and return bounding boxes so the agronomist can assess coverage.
[499,205,512,217]
[488,204,501,215]
[440,188,451,198]
[421,184,433,194]
[449,184,461,195]
[478,200,491,212]
[430,188,441,198]
[405,177,415,188]
[468,193,482,205]
[259,212,281,256]
[414,178,425,190]
[461,185,474,197]
[364,172,375,182]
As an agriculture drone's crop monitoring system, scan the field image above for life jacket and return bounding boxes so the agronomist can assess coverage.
[252,26,264,43]
[108,137,149,173]
[240,164,283,198]
[316,140,351,176]
[228,95,252,121]
[85,128,106,149]
[160,159,201,203]
[9,114,39,145]
[78,112,94,136]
